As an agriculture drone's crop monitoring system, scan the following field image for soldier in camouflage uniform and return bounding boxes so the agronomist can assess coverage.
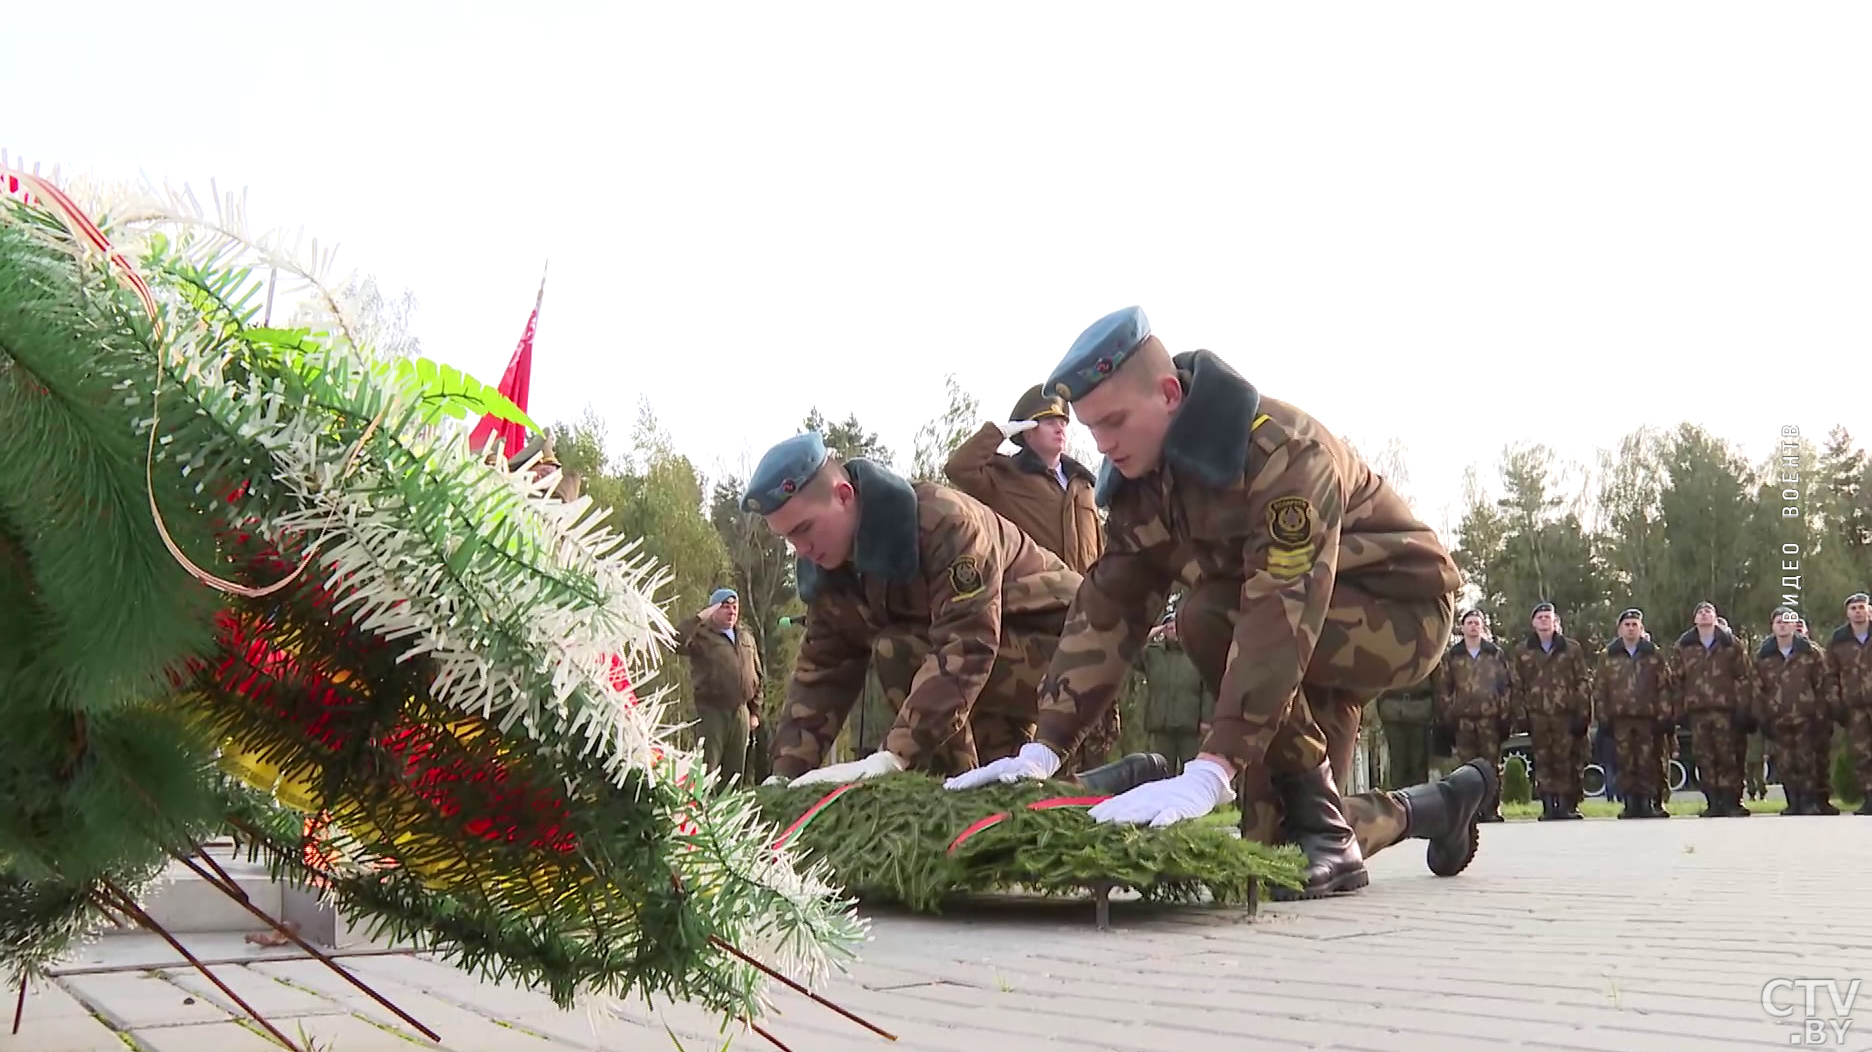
[1823,592,1872,815]
[946,306,1497,901]
[739,432,1083,787]
[1136,612,1213,772]
[944,385,1119,770]
[1434,610,1510,822]
[1593,609,1677,819]
[1671,601,1756,817]
[1509,601,1591,820]
[1755,607,1834,815]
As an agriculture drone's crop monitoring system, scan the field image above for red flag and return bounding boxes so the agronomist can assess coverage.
[468,265,547,460]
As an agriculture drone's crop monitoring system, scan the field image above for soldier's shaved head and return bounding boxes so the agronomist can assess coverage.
[1072,336,1185,478]
[762,455,860,569]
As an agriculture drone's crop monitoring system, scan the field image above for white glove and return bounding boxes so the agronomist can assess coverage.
[995,419,1040,439]
[1087,758,1235,827]
[942,742,1062,790]
[787,749,906,788]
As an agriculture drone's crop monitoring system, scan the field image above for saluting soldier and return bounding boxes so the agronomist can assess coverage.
[1593,608,1678,819]
[1756,607,1835,815]
[944,306,1496,901]
[1671,601,1757,817]
[1509,601,1592,820]
[943,385,1118,770]
[672,587,764,782]
[1823,591,1872,815]
[742,432,1149,793]
[1434,610,1511,822]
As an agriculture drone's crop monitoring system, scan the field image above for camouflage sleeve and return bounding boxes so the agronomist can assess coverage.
[1432,654,1452,716]
[1033,510,1173,758]
[880,515,1005,767]
[769,604,872,780]
[1822,645,1844,715]
[940,422,1008,505]
[1572,651,1594,724]
[1199,442,1343,770]
[1505,655,1526,725]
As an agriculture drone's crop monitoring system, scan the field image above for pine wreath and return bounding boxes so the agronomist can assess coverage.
[755,774,1307,914]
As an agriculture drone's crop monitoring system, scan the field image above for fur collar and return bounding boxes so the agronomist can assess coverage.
[1757,633,1817,659]
[1676,626,1736,649]
[1522,632,1570,653]
[1832,623,1871,645]
[1095,349,1261,507]
[1448,638,1501,656]
[1012,446,1097,487]
[1605,636,1659,658]
[793,458,920,603]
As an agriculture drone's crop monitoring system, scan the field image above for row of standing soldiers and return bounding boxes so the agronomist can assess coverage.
[1435,596,1872,820]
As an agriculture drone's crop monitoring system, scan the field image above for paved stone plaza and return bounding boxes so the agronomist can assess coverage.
[10,814,1869,1052]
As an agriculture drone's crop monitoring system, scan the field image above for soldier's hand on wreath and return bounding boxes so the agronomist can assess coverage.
[995,419,1040,440]
[787,749,907,788]
[1087,758,1235,827]
[942,742,1061,790]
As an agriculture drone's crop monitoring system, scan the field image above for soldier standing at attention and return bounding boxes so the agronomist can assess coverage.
[742,432,1150,793]
[943,385,1117,769]
[1757,607,1835,815]
[1434,610,1510,822]
[1671,601,1756,817]
[1510,602,1592,821]
[1137,611,1213,772]
[944,306,1497,900]
[673,588,764,782]
[1594,608,1677,819]
[1823,591,1872,815]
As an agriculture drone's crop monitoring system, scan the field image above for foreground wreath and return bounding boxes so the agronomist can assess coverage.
[755,772,1308,915]
[0,167,861,1040]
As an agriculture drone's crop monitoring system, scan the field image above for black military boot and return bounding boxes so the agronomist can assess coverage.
[1618,795,1643,819]
[1268,759,1370,900]
[1854,796,1872,815]
[1698,791,1722,818]
[1536,795,1559,821]
[1390,758,1497,878]
[1783,791,1813,816]
[1728,791,1753,816]
[1814,793,1840,815]
[1074,752,1172,796]
[1556,794,1584,820]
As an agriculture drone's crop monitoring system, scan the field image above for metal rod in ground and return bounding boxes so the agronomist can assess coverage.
[11,972,24,1035]
[94,883,306,1052]
[170,850,441,1042]
[751,1020,797,1052]
[1246,878,1260,918]
[708,936,897,1042]
[1094,884,1111,931]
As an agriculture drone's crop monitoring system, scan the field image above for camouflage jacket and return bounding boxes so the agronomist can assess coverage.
[1508,632,1593,722]
[771,459,1080,779]
[1592,637,1677,721]
[672,613,763,715]
[1030,351,1463,768]
[943,422,1104,573]
[1824,623,1872,712]
[1137,637,1213,732]
[1753,634,1830,722]
[1434,639,1511,721]
[1671,626,1757,715]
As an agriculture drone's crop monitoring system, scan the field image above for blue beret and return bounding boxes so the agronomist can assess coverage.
[1047,306,1151,402]
[709,588,738,605]
[740,432,830,514]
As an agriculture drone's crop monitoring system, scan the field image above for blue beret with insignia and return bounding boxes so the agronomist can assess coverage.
[740,432,830,514]
[1047,305,1151,402]
[708,587,738,605]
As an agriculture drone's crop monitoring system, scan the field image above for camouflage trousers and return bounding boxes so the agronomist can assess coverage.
[1849,708,1872,795]
[1066,704,1123,773]
[1453,717,1504,770]
[868,618,1059,778]
[1688,709,1744,796]
[1611,718,1664,799]
[696,705,751,782]
[1178,577,1456,857]
[1528,713,1583,797]
[1769,717,1831,795]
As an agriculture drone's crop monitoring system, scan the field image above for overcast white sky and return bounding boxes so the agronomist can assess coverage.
[8,2,1867,531]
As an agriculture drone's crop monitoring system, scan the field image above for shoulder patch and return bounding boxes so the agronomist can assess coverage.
[1267,496,1315,548]
[946,555,986,600]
